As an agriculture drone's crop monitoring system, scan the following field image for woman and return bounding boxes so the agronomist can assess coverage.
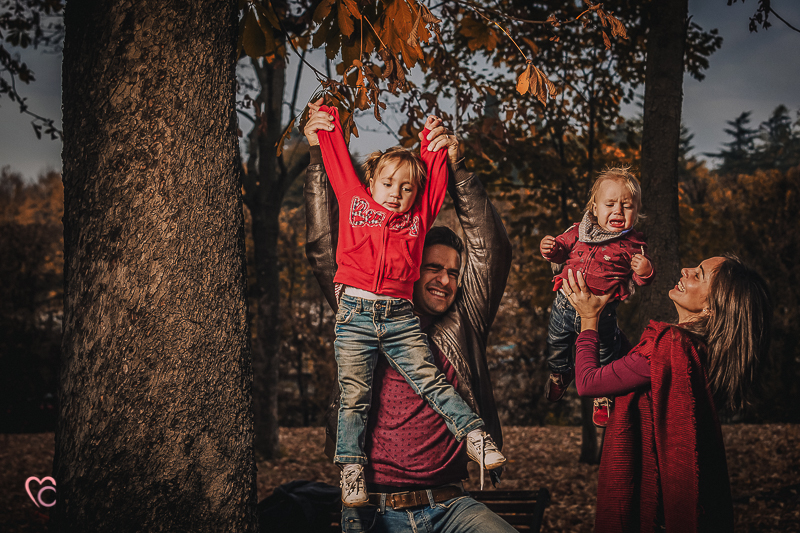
[562,256,772,532]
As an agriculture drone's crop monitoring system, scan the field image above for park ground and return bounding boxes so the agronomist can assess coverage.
[2,425,798,532]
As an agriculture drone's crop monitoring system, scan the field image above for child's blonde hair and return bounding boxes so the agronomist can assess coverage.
[585,166,645,226]
[363,146,427,191]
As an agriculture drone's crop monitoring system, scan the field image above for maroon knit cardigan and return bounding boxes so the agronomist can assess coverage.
[595,321,734,533]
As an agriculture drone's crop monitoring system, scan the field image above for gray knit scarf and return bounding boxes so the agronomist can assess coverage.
[578,211,630,244]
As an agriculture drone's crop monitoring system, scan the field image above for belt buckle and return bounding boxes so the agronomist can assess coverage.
[390,490,417,510]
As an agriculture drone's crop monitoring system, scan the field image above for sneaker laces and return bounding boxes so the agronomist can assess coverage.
[594,397,610,409]
[341,465,364,498]
[468,432,487,489]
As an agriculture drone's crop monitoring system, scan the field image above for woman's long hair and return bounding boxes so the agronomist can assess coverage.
[679,255,773,411]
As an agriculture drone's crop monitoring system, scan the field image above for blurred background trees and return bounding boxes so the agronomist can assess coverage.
[2,0,799,458]
[5,101,798,437]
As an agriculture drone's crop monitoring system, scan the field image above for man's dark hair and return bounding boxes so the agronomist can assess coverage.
[424,226,464,254]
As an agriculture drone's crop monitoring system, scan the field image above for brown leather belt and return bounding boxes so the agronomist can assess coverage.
[367,484,464,510]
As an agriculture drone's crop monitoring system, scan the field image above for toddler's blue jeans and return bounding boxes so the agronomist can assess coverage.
[333,294,484,465]
[546,291,621,374]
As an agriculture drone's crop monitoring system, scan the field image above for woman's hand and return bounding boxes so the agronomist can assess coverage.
[419,115,461,168]
[303,98,334,147]
[562,269,615,332]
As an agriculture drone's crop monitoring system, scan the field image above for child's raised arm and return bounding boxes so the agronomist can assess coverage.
[316,105,365,198]
[417,116,450,227]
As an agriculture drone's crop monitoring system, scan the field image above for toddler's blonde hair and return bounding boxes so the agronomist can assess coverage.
[585,166,645,226]
[363,146,427,191]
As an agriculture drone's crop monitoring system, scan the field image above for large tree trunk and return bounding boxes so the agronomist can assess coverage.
[55,1,256,530]
[637,0,688,335]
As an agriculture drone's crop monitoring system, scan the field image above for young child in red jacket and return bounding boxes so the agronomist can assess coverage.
[306,102,505,507]
[540,168,654,427]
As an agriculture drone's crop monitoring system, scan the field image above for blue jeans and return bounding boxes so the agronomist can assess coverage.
[546,291,621,374]
[334,295,484,465]
[340,494,518,533]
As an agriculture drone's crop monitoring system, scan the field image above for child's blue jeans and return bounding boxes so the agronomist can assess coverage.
[333,294,484,465]
[546,291,621,374]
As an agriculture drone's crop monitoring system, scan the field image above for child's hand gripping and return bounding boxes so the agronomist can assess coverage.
[303,98,334,147]
[540,235,557,257]
[419,115,461,168]
[631,246,653,277]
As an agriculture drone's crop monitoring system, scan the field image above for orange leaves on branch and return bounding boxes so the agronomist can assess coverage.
[596,6,627,40]
[516,61,559,105]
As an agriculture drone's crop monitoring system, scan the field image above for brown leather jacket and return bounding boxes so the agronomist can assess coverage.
[304,147,511,456]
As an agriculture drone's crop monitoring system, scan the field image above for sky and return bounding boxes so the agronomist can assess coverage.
[1,1,799,179]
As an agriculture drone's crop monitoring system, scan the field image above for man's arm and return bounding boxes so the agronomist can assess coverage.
[452,164,512,330]
[304,145,339,311]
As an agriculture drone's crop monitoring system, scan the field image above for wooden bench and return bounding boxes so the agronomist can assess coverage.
[329,488,551,532]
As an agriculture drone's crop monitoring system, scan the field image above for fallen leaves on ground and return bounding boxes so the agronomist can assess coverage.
[2,425,798,532]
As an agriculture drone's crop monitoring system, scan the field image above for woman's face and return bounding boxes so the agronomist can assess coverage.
[669,257,725,322]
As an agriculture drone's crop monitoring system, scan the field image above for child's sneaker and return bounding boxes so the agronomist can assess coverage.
[466,429,506,489]
[466,429,506,470]
[340,464,369,507]
[593,397,612,427]
[545,370,574,402]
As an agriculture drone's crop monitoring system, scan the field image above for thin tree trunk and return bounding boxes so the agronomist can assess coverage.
[244,36,310,456]
[637,0,688,336]
[247,55,285,459]
[56,0,256,530]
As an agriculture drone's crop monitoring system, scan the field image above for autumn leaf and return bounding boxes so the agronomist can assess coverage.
[337,0,360,38]
[255,1,281,30]
[312,0,335,23]
[407,5,422,48]
[516,63,533,95]
[460,16,499,52]
[602,31,611,50]
[240,8,274,58]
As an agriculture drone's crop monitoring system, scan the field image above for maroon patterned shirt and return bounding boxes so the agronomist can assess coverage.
[363,342,468,488]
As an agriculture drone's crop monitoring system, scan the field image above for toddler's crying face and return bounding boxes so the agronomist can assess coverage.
[592,178,637,232]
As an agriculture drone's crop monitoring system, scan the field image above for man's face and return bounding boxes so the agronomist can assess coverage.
[413,244,461,317]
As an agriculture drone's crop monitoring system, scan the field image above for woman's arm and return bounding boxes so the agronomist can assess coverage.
[563,269,650,396]
[574,330,650,397]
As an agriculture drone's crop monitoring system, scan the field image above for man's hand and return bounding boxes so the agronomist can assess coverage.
[303,98,334,147]
[419,116,461,168]
[540,236,557,257]
[631,254,653,277]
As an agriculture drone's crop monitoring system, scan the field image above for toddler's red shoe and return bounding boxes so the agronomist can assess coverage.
[545,371,574,403]
[592,397,612,427]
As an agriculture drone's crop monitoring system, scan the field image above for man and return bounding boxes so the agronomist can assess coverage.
[304,110,514,533]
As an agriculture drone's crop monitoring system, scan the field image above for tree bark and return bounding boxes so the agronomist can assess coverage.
[637,0,688,335]
[56,0,256,530]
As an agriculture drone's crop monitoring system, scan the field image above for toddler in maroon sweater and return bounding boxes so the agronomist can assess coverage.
[305,101,505,507]
[540,167,654,426]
